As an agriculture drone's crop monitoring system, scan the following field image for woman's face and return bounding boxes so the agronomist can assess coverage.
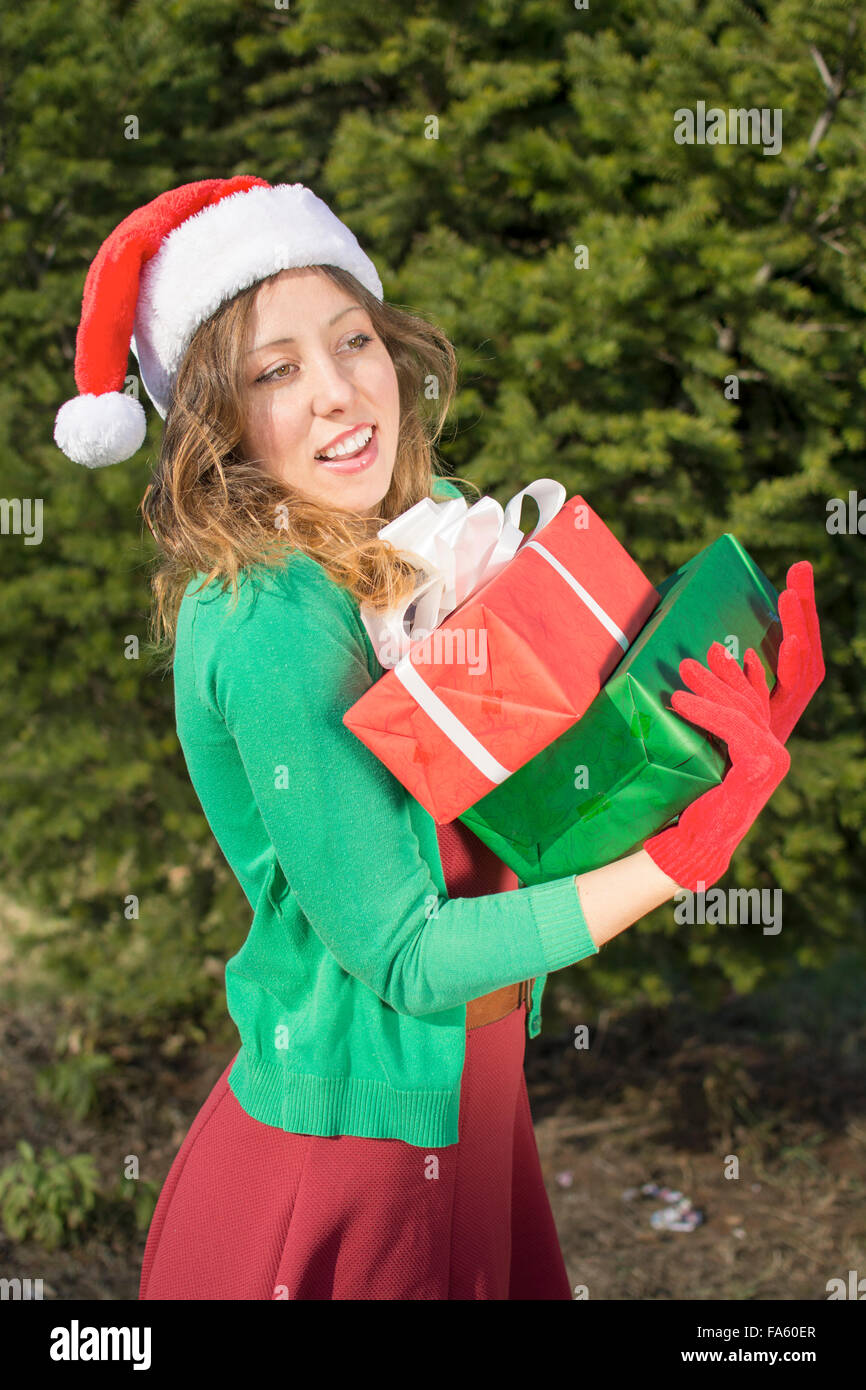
[239,268,400,517]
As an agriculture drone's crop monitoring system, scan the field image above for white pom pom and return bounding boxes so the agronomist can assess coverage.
[54,391,147,467]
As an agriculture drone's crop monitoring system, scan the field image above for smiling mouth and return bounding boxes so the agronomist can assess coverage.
[314,424,376,461]
[313,424,380,475]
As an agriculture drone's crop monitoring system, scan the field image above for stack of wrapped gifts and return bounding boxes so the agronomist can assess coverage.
[343,478,782,884]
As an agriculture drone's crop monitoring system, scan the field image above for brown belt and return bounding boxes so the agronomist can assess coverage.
[466,978,535,1030]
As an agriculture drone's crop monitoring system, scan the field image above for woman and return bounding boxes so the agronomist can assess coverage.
[54,176,824,1300]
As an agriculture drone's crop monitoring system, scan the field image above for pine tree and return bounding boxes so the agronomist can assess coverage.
[1,0,863,1043]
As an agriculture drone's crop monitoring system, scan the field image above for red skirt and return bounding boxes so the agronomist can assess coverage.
[139,820,571,1300]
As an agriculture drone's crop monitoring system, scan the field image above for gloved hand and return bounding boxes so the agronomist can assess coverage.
[644,642,790,892]
[767,561,825,743]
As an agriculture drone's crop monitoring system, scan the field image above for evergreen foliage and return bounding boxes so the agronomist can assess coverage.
[1,0,863,1046]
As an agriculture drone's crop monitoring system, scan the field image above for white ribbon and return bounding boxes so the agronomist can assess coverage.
[522,541,630,652]
[361,478,568,667]
[391,659,515,786]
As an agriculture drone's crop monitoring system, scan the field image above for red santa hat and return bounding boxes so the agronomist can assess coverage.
[54,176,384,467]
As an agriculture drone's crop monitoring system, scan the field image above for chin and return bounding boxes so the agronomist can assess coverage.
[296,444,394,512]
[332,467,393,515]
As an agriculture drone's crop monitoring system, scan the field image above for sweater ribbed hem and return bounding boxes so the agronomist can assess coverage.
[228,1047,464,1149]
[528,875,599,972]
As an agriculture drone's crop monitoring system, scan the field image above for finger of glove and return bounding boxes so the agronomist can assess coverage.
[787,559,814,604]
[678,650,765,725]
[672,690,787,784]
[743,648,771,722]
[670,689,771,764]
[778,586,808,654]
[706,642,768,723]
[787,561,824,675]
[775,621,804,694]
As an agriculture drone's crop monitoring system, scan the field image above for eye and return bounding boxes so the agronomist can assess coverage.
[255,363,294,384]
[254,332,374,385]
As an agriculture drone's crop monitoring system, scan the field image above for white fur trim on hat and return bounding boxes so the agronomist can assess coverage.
[130,183,384,419]
[54,391,147,468]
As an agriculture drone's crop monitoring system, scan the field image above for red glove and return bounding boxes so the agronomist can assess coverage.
[644,642,790,891]
[767,561,825,743]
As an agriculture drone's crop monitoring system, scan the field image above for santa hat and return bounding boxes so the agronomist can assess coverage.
[54,176,384,468]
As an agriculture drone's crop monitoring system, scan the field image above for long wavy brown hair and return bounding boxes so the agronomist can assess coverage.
[139,263,477,672]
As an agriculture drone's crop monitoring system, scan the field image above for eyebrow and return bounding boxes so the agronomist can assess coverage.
[246,304,365,355]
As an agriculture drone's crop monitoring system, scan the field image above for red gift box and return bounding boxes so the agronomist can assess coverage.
[343,494,659,823]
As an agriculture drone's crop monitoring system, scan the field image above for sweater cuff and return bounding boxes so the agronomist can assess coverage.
[527,876,598,973]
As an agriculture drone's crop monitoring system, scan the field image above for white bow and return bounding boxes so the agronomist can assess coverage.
[361,478,567,667]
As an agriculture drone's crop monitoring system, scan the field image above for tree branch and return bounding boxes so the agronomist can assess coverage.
[753,15,858,287]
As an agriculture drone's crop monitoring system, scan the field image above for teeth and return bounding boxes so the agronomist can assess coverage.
[316,425,373,460]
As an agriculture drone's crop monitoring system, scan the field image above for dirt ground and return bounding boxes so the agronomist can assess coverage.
[531,971,865,1300]
[0,954,863,1301]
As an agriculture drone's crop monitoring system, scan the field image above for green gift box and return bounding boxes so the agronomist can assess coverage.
[458,535,783,885]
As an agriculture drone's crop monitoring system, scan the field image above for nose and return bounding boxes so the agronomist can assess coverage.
[307,346,359,416]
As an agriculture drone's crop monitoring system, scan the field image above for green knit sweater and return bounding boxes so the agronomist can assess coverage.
[172,477,599,1147]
